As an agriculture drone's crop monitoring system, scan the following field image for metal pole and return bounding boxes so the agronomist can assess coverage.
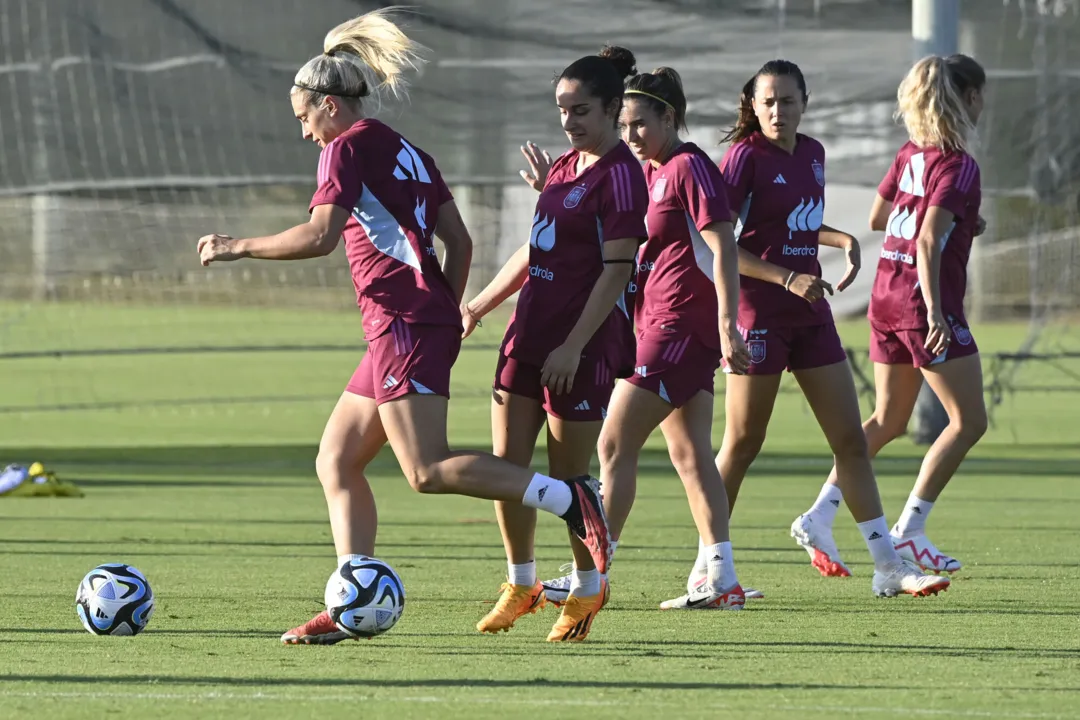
[912,0,960,60]
[910,0,958,445]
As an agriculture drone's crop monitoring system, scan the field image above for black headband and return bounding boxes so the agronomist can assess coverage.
[293,80,367,99]
[295,50,367,98]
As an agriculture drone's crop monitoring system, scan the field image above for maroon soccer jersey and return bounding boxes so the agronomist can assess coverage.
[503,142,648,369]
[637,143,732,350]
[309,119,461,339]
[869,141,981,331]
[719,132,832,328]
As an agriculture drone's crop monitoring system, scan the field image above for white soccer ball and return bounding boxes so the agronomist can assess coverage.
[324,557,405,638]
[76,563,155,636]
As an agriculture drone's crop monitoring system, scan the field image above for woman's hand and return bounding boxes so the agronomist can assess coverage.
[197,234,243,266]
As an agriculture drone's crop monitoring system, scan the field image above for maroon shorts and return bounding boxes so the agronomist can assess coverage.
[346,319,461,404]
[723,322,848,376]
[625,333,719,408]
[869,319,979,369]
[494,352,616,422]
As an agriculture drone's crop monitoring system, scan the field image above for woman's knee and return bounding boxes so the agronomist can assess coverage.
[829,422,870,460]
[869,407,909,444]
[402,461,447,494]
[597,424,636,471]
[952,405,988,444]
[723,427,767,465]
[666,435,705,475]
[315,444,351,488]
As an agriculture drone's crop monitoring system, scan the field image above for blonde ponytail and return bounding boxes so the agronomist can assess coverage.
[895,54,985,153]
[293,7,428,112]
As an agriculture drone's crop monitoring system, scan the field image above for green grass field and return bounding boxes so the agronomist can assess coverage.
[1,303,1078,720]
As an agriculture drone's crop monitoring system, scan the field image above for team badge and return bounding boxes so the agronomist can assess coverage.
[748,339,767,364]
[951,319,973,346]
[812,159,825,187]
[563,184,587,209]
[651,177,668,202]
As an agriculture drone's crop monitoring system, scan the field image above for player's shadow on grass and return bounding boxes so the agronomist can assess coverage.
[1,628,281,638]
[4,674,1080,693]
[0,537,804,556]
[5,445,1079,480]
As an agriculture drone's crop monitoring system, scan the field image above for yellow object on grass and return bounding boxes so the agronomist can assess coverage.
[0,463,84,498]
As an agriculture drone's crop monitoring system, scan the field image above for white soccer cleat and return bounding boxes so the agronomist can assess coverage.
[790,513,852,577]
[872,562,950,598]
[891,532,962,574]
[540,564,574,607]
[688,569,764,599]
[660,584,745,610]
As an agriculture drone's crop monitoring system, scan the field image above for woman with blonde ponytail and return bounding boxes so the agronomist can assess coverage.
[196,8,613,646]
[797,54,988,579]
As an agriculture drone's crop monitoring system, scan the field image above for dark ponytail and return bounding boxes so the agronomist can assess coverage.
[721,59,808,144]
[721,76,759,144]
[624,66,688,131]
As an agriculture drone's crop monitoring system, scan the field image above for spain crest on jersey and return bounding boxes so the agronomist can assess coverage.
[651,177,668,203]
[748,339,767,364]
[949,316,974,346]
[563,184,587,209]
[812,159,825,187]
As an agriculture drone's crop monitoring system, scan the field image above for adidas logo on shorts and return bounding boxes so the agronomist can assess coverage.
[383,375,399,390]
[574,400,591,412]
[774,174,787,184]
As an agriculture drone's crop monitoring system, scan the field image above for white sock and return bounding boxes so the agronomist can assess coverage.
[808,483,844,526]
[857,516,901,570]
[521,473,573,516]
[704,542,738,592]
[692,536,708,575]
[508,560,536,586]
[337,553,366,568]
[893,493,934,537]
[568,567,601,597]
[609,539,619,562]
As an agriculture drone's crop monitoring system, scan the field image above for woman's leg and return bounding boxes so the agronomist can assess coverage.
[657,390,745,610]
[792,361,922,576]
[793,361,950,597]
[891,354,987,573]
[714,373,783,514]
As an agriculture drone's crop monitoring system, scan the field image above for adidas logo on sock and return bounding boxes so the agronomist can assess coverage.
[868,531,883,540]
[574,400,591,411]
[537,486,547,502]
[774,174,787,184]
[829,499,841,507]
[912,506,922,514]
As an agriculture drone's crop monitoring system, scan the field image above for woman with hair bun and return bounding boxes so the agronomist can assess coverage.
[464,45,647,642]
[541,64,753,612]
[197,9,613,645]
[795,54,988,578]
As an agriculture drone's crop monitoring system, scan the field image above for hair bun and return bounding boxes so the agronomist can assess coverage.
[598,45,637,80]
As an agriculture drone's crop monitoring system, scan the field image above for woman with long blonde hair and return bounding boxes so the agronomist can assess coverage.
[196,8,612,645]
[793,54,988,577]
